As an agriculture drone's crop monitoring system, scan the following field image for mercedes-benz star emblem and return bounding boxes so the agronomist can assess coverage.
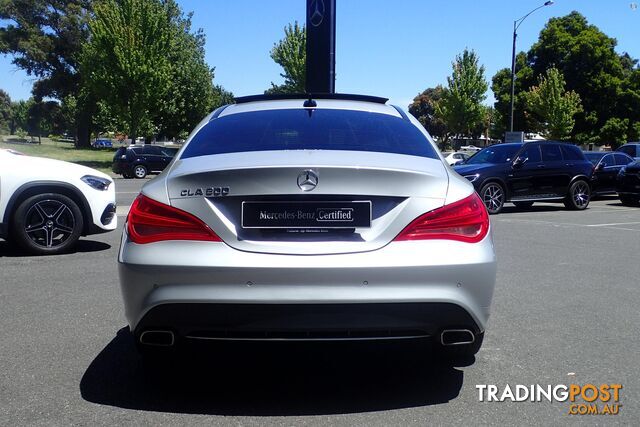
[309,0,325,27]
[297,170,319,191]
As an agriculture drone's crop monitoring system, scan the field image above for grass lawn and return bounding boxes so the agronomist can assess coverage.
[0,135,116,175]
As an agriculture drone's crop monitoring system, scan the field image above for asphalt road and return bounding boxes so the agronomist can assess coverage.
[1,178,639,425]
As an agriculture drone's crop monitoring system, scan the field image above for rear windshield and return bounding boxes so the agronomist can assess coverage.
[181,109,438,159]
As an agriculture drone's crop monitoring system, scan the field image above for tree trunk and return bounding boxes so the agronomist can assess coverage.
[75,119,91,148]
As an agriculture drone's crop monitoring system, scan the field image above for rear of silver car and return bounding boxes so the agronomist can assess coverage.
[118,98,496,356]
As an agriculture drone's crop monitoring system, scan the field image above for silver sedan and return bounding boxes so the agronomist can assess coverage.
[118,94,497,359]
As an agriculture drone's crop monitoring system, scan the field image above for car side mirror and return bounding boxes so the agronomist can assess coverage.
[595,163,605,171]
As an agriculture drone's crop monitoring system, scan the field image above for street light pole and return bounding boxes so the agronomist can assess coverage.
[509,1,554,132]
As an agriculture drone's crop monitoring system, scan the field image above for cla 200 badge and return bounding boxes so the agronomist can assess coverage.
[180,187,230,197]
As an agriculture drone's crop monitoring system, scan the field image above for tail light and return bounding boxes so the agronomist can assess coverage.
[127,194,222,244]
[394,192,489,243]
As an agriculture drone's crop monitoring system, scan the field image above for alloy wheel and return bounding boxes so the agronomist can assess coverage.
[134,165,147,178]
[573,181,590,208]
[24,199,75,248]
[482,184,504,213]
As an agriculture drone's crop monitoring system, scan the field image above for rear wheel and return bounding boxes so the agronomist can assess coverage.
[513,201,534,209]
[619,194,640,206]
[564,180,590,210]
[133,164,147,179]
[12,193,84,255]
[480,182,505,214]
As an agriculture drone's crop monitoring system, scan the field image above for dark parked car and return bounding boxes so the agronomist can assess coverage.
[616,143,640,160]
[93,138,113,148]
[616,160,640,206]
[454,141,593,214]
[583,151,634,196]
[112,145,179,179]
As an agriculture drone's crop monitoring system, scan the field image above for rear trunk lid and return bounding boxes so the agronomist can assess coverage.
[166,150,448,255]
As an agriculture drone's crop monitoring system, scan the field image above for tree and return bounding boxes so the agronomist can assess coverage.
[27,100,63,143]
[0,0,94,146]
[154,1,220,140]
[599,118,629,149]
[492,12,639,144]
[81,0,173,143]
[408,86,447,139]
[525,68,582,140]
[213,85,235,106]
[491,52,535,134]
[10,99,33,135]
[266,22,306,94]
[0,89,11,133]
[436,49,488,138]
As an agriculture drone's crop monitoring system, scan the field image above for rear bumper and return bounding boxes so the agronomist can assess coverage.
[112,162,131,175]
[134,302,481,341]
[118,231,497,339]
[616,176,640,195]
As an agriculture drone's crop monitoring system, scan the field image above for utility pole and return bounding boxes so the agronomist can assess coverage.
[305,0,336,93]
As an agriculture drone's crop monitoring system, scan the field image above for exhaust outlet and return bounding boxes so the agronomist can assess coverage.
[139,330,175,346]
[440,329,475,346]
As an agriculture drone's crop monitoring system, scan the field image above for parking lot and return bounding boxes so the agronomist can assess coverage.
[1,177,639,425]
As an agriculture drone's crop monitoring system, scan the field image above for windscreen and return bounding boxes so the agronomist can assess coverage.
[465,144,522,164]
[181,109,438,159]
[583,152,604,165]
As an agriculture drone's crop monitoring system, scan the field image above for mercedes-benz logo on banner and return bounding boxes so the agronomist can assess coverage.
[297,170,319,191]
[309,0,325,27]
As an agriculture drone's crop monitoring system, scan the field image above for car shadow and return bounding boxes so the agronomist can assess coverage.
[0,239,111,257]
[499,204,566,214]
[80,328,468,416]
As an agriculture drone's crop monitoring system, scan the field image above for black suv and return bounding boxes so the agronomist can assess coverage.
[112,145,179,179]
[453,141,593,214]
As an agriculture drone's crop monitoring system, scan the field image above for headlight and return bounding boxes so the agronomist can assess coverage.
[463,174,480,183]
[81,175,112,191]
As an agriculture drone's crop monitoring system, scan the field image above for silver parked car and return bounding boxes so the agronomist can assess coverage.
[118,94,497,359]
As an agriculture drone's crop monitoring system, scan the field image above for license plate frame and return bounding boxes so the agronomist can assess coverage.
[241,201,372,229]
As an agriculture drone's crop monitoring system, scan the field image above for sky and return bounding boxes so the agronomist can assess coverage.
[1,0,639,109]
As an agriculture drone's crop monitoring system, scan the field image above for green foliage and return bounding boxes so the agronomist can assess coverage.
[436,49,488,138]
[0,0,93,145]
[408,86,447,139]
[0,0,91,99]
[599,118,629,149]
[155,1,221,139]
[492,11,639,144]
[81,0,174,141]
[27,100,64,142]
[0,89,11,133]
[491,52,534,133]
[10,98,33,134]
[213,85,235,107]
[266,22,306,94]
[82,0,228,141]
[525,68,582,140]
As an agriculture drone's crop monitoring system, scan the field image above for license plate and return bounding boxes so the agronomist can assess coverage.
[241,201,372,229]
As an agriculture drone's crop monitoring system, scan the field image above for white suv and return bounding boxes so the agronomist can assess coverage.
[0,149,117,254]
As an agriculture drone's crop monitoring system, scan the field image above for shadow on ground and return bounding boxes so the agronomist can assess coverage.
[0,239,111,257]
[81,328,469,416]
[499,204,566,214]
